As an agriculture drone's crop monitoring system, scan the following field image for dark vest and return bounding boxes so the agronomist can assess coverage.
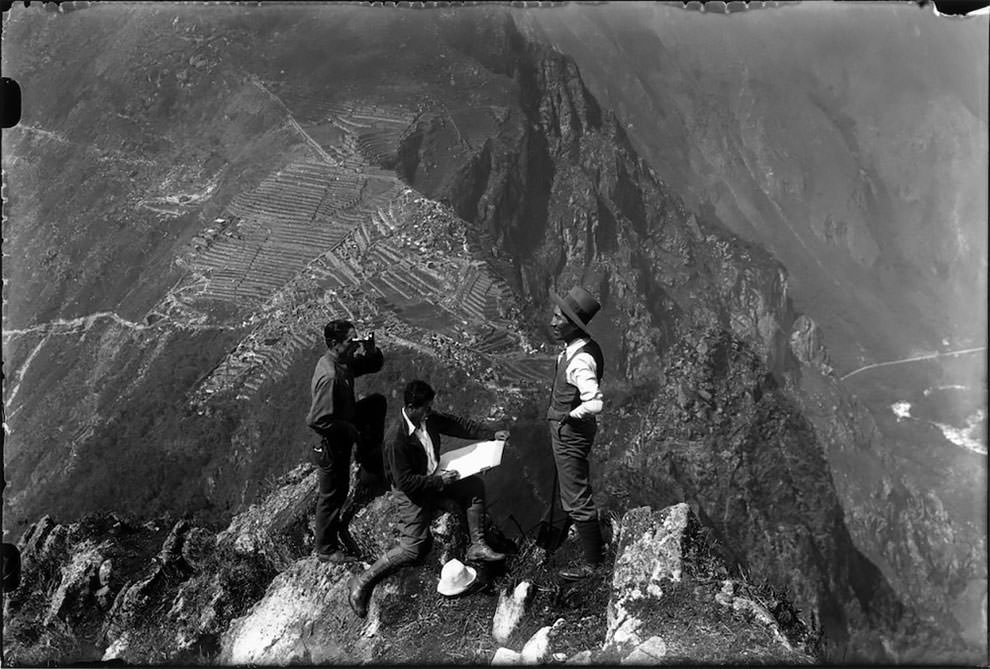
[546,339,604,421]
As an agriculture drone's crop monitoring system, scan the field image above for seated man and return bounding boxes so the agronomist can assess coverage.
[347,379,509,618]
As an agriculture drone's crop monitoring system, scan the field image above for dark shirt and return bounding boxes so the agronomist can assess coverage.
[384,412,494,501]
[306,346,384,442]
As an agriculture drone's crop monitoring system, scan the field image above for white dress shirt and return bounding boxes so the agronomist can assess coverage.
[560,337,604,419]
[403,407,438,475]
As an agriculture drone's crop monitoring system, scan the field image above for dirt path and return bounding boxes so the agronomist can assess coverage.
[840,347,987,381]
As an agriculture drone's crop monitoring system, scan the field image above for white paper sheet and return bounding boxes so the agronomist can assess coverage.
[439,440,505,478]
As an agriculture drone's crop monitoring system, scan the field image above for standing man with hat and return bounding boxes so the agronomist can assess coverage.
[542,286,606,580]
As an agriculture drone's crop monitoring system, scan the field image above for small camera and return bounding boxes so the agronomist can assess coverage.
[352,333,373,345]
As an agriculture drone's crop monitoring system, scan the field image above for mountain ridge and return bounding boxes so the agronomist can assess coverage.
[1,3,981,662]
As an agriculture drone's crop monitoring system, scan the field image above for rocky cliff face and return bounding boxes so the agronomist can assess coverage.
[2,465,816,666]
[520,4,988,655]
[371,13,971,659]
[795,361,988,651]
[525,2,988,369]
[402,15,796,379]
[1,4,978,663]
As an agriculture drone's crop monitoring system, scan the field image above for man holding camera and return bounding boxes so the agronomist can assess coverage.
[306,319,386,563]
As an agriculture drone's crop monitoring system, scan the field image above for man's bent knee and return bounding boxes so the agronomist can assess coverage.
[388,536,431,565]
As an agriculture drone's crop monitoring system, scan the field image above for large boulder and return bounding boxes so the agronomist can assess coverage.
[788,314,832,375]
[606,503,699,646]
[216,487,482,665]
[218,557,356,665]
[601,504,815,664]
[492,581,533,644]
[216,464,320,571]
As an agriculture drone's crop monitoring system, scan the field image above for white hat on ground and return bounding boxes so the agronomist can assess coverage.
[437,558,478,597]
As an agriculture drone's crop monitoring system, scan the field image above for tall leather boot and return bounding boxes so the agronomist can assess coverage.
[464,504,506,563]
[559,519,603,581]
[347,555,393,618]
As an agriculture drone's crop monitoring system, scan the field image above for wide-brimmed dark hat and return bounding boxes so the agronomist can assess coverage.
[551,286,601,335]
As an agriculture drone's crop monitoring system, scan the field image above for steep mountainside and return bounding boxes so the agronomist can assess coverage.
[522,2,988,651]
[526,2,988,371]
[0,4,979,662]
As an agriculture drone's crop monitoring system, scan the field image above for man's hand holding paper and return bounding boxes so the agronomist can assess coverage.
[439,438,506,479]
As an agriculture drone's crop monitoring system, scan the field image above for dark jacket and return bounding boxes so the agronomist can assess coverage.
[384,411,494,500]
[306,346,384,442]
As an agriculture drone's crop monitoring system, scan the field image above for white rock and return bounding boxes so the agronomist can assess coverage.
[492,581,532,643]
[520,626,551,664]
[606,504,696,644]
[221,561,346,664]
[102,633,130,661]
[621,636,668,664]
[492,647,522,665]
[566,649,593,664]
[99,559,113,586]
[610,616,643,647]
[45,543,104,625]
[520,619,562,664]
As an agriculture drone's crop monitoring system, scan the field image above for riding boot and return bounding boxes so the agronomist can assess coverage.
[347,555,394,618]
[559,519,603,581]
[464,504,505,563]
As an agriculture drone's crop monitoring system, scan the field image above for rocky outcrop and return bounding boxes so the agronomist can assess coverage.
[3,515,173,665]
[218,557,356,665]
[588,326,917,659]
[421,16,799,388]
[788,359,988,659]
[492,581,532,644]
[606,504,700,645]
[600,503,809,664]
[216,464,319,571]
[5,467,819,667]
[789,314,832,375]
[2,464,323,666]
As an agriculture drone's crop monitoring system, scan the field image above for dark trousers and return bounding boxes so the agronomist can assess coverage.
[314,394,387,555]
[539,419,598,549]
[383,475,485,566]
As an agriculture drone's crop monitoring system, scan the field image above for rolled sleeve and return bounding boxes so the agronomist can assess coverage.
[567,353,603,418]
